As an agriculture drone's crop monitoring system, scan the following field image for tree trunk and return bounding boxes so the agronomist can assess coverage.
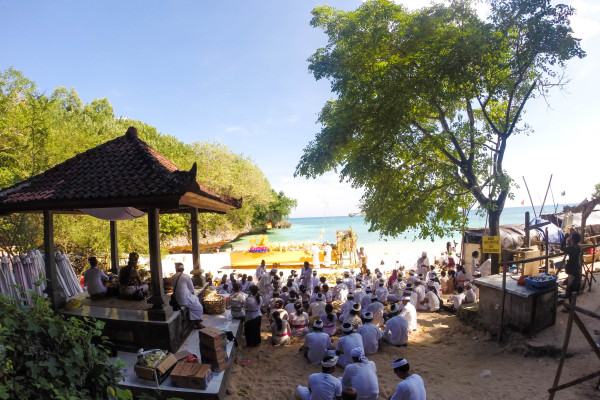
[489,207,501,275]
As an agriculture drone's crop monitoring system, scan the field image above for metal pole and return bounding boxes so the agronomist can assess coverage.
[539,174,553,217]
[545,227,549,273]
[110,220,119,274]
[522,176,537,219]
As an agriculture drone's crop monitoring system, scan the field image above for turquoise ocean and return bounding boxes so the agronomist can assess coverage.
[229,205,570,267]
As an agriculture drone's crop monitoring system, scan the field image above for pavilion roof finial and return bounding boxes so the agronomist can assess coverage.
[126,126,138,138]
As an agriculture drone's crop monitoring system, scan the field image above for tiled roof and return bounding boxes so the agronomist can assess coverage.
[0,127,241,213]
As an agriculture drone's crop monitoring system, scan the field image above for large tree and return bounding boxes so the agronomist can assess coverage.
[296,0,584,273]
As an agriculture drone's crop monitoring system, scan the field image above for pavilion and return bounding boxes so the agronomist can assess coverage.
[0,126,242,351]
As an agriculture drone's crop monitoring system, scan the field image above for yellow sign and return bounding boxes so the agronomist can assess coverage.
[482,236,501,254]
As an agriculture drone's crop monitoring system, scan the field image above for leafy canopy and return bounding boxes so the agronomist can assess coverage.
[296,0,584,241]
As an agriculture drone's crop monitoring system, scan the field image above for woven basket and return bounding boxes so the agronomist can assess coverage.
[202,296,226,315]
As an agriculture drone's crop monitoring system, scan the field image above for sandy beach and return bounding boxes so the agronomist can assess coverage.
[223,280,600,400]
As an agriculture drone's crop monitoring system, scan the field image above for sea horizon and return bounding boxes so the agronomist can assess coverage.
[229,204,574,267]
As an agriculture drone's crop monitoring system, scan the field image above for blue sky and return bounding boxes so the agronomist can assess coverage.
[2,0,599,218]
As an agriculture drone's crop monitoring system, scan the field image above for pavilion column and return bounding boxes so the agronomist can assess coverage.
[190,208,204,287]
[146,207,168,319]
[110,220,119,274]
[43,210,64,309]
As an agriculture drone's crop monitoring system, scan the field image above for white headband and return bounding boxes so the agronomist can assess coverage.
[342,323,353,333]
[392,358,408,369]
[321,356,338,367]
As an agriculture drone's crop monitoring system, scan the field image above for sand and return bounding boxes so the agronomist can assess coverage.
[223,281,600,400]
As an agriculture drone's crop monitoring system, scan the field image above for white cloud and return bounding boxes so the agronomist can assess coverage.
[569,0,600,40]
[223,125,246,134]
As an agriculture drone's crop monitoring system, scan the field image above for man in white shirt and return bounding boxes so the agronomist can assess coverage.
[309,293,327,317]
[297,354,342,400]
[464,281,477,303]
[413,279,428,311]
[255,260,267,283]
[353,284,366,305]
[416,251,429,276]
[311,243,321,269]
[332,278,349,303]
[300,262,313,292]
[336,323,364,368]
[171,262,204,329]
[399,296,417,332]
[447,286,466,314]
[390,357,426,400]
[383,303,408,346]
[299,320,334,365]
[323,242,333,268]
[343,270,356,292]
[360,288,373,312]
[83,257,109,298]
[366,296,385,328]
[356,312,383,355]
[374,279,388,304]
[424,282,440,312]
[340,347,379,400]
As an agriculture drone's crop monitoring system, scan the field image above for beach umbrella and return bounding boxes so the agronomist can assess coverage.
[54,251,72,298]
[28,250,46,295]
[0,256,19,302]
[55,251,82,298]
[12,256,31,305]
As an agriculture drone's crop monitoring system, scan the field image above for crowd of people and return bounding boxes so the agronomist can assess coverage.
[209,244,489,400]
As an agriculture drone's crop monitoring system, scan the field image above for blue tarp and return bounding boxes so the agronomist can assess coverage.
[531,218,564,248]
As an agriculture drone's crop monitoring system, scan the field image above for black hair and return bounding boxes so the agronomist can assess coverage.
[325,303,334,322]
[222,283,228,291]
[472,250,479,257]
[571,232,581,244]
[232,282,241,292]
[294,300,303,316]
[88,257,97,267]
[457,286,464,293]
[322,284,329,293]
[393,357,410,373]
[249,285,261,305]
[273,311,282,331]
[320,276,327,283]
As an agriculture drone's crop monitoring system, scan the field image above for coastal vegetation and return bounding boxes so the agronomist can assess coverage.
[0,68,296,258]
[296,0,585,273]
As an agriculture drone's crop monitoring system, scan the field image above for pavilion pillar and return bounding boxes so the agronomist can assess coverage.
[110,220,119,274]
[190,208,204,287]
[146,207,168,320]
[43,210,64,309]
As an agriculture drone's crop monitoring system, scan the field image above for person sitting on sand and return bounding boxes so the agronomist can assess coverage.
[383,303,408,347]
[336,323,364,368]
[299,320,334,364]
[399,296,417,332]
[118,252,148,298]
[332,278,349,303]
[171,262,205,329]
[464,282,477,304]
[357,312,383,355]
[389,357,426,400]
[322,284,333,304]
[297,355,342,400]
[375,279,389,304]
[321,303,338,336]
[83,257,109,299]
[228,282,246,320]
[455,265,468,290]
[345,303,363,330]
[309,293,327,317]
[270,310,291,346]
[290,300,309,337]
[339,292,355,323]
[340,347,379,400]
[447,286,466,314]
[424,282,441,312]
[367,295,385,328]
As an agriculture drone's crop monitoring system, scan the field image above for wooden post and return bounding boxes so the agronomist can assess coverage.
[498,253,506,343]
[545,227,549,274]
[43,210,64,309]
[191,208,200,272]
[525,211,530,249]
[549,293,577,400]
[146,207,166,315]
[110,220,119,274]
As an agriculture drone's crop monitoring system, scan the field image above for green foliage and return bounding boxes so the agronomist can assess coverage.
[593,184,600,199]
[0,68,296,256]
[297,0,584,242]
[0,292,130,399]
